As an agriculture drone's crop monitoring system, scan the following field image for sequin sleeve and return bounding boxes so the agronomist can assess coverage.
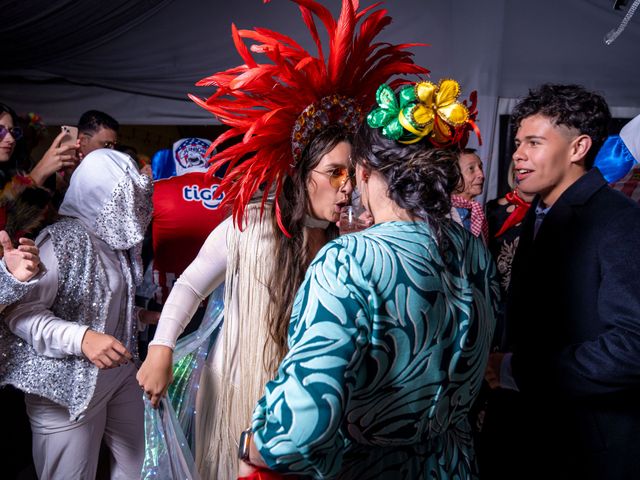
[149,217,230,349]
[3,235,89,358]
[0,258,38,308]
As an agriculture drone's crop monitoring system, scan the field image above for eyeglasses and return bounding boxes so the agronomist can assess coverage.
[312,167,355,189]
[82,133,117,149]
[0,125,23,141]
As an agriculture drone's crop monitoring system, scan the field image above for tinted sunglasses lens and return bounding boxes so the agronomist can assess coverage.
[0,126,23,141]
[329,168,349,188]
[11,127,23,140]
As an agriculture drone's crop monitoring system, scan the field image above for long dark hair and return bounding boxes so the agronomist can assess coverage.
[0,103,29,186]
[266,124,349,371]
[353,123,461,239]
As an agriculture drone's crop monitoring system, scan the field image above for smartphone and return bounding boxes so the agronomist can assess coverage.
[60,125,78,148]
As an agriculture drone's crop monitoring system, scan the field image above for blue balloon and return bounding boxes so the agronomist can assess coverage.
[151,148,175,180]
[594,135,637,183]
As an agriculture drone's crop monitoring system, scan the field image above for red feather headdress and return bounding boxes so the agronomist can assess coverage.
[189,0,429,234]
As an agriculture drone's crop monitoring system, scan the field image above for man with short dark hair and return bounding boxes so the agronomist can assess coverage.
[78,110,119,158]
[485,84,640,479]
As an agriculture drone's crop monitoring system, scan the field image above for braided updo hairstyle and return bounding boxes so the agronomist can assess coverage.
[353,122,461,237]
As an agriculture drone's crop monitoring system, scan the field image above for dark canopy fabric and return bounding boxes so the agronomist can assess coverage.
[2,0,639,122]
[1,0,639,198]
[1,0,176,69]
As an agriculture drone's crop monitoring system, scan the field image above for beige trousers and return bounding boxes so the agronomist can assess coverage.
[25,363,143,480]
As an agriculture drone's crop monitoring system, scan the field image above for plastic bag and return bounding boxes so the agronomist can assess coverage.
[142,396,199,480]
[141,283,225,479]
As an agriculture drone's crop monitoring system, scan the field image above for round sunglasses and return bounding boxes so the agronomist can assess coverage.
[312,166,356,189]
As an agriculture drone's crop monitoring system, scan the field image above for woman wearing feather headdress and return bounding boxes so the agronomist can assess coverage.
[136,1,427,478]
[236,79,497,479]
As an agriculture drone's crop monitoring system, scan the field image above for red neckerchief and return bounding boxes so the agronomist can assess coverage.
[494,190,531,238]
[451,195,489,243]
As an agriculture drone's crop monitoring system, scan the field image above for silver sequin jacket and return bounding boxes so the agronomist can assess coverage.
[0,260,35,307]
[0,217,134,420]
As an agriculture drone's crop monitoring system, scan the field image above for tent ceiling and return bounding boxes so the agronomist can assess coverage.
[1,0,638,126]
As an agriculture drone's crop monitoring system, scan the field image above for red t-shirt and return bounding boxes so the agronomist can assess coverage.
[152,171,227,304]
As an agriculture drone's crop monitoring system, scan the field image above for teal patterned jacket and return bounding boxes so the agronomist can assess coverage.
[252,221,499,479]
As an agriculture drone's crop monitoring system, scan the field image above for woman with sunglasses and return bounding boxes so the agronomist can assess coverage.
[236,79,498,480]
[135,1,428,478]
[0,104,46,308]
[0,103,79,243]
[1,103,75,478]
[138,126,353,479]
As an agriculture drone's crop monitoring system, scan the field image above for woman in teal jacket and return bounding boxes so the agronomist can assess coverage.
[239,81,499,479]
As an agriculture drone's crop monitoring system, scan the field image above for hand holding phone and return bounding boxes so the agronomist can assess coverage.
[28,125,81,186]
[60,125,78,149]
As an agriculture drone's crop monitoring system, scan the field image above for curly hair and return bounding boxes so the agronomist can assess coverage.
[511,84,611,168]
[353,123,460,238]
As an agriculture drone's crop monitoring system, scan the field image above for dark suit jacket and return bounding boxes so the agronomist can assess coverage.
[507,168,640,479]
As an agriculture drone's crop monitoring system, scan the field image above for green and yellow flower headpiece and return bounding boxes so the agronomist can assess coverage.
[367,79,480,147]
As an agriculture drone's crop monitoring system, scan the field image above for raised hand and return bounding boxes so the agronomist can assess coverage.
[1,231,40,282]
[29,130,80,186]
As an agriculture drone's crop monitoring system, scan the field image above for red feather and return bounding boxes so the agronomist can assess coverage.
[300,6,325,65]
[229,65,278,90]
[328,0,355,84]
[287,0,336,34]
[191,0,428,232]
[356,2,382,20]
[231,23,257,69]
[251,27,306,53]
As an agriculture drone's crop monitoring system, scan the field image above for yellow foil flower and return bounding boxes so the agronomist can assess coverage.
[399,79,470,144]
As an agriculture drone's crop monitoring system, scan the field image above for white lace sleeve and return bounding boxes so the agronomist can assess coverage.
[149,217,230,349]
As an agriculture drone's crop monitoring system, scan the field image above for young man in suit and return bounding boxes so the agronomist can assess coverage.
[485,84,640,479]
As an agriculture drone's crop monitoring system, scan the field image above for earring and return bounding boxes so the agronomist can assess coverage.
[360,180,371,213]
